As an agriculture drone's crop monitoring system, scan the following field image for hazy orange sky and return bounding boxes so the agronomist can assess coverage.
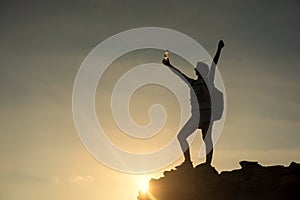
[1,0,300,199]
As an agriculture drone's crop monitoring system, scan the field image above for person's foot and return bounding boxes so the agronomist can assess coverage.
[175,160,193,170]
[194,162,218,175]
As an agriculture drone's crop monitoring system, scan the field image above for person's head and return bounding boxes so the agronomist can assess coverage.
[196,62,209,77]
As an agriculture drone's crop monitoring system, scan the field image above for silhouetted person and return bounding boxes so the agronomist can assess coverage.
[162,40,225,167]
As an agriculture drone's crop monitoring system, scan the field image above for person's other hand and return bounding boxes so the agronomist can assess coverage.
[162,58,171,66]
[218,40,225,49]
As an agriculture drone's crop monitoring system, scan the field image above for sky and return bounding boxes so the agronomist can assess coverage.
[1,0,300,199]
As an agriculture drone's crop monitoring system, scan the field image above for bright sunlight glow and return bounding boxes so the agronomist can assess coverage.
[136,176,150,192]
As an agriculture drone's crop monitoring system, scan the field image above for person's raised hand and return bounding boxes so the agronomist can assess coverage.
[162,58,171,66]
[218,40,225,49]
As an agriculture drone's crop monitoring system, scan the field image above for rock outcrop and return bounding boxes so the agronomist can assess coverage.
[137,161,300,200]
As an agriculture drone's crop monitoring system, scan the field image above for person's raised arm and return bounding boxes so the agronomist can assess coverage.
[208,40,225,84]
[162,57,193,82]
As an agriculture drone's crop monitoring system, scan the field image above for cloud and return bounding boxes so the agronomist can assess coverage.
[49,174,95,185]
[49,176,62,184]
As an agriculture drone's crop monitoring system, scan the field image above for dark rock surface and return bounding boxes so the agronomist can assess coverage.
[137,161,300,200]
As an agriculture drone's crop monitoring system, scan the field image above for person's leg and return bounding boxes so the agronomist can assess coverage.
[177,116,198,163]
[201,122,213,165]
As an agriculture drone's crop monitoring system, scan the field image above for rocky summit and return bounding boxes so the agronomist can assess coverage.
[137,161,300,200]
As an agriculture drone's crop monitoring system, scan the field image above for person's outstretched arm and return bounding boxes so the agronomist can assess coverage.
[208,40,225,83]
[162,58,193,82]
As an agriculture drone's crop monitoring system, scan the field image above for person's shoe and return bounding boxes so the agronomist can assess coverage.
[175,160,193,170]
[194,162,218,175]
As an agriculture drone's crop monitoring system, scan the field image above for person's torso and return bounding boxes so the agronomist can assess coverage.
[188,78,211,109]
